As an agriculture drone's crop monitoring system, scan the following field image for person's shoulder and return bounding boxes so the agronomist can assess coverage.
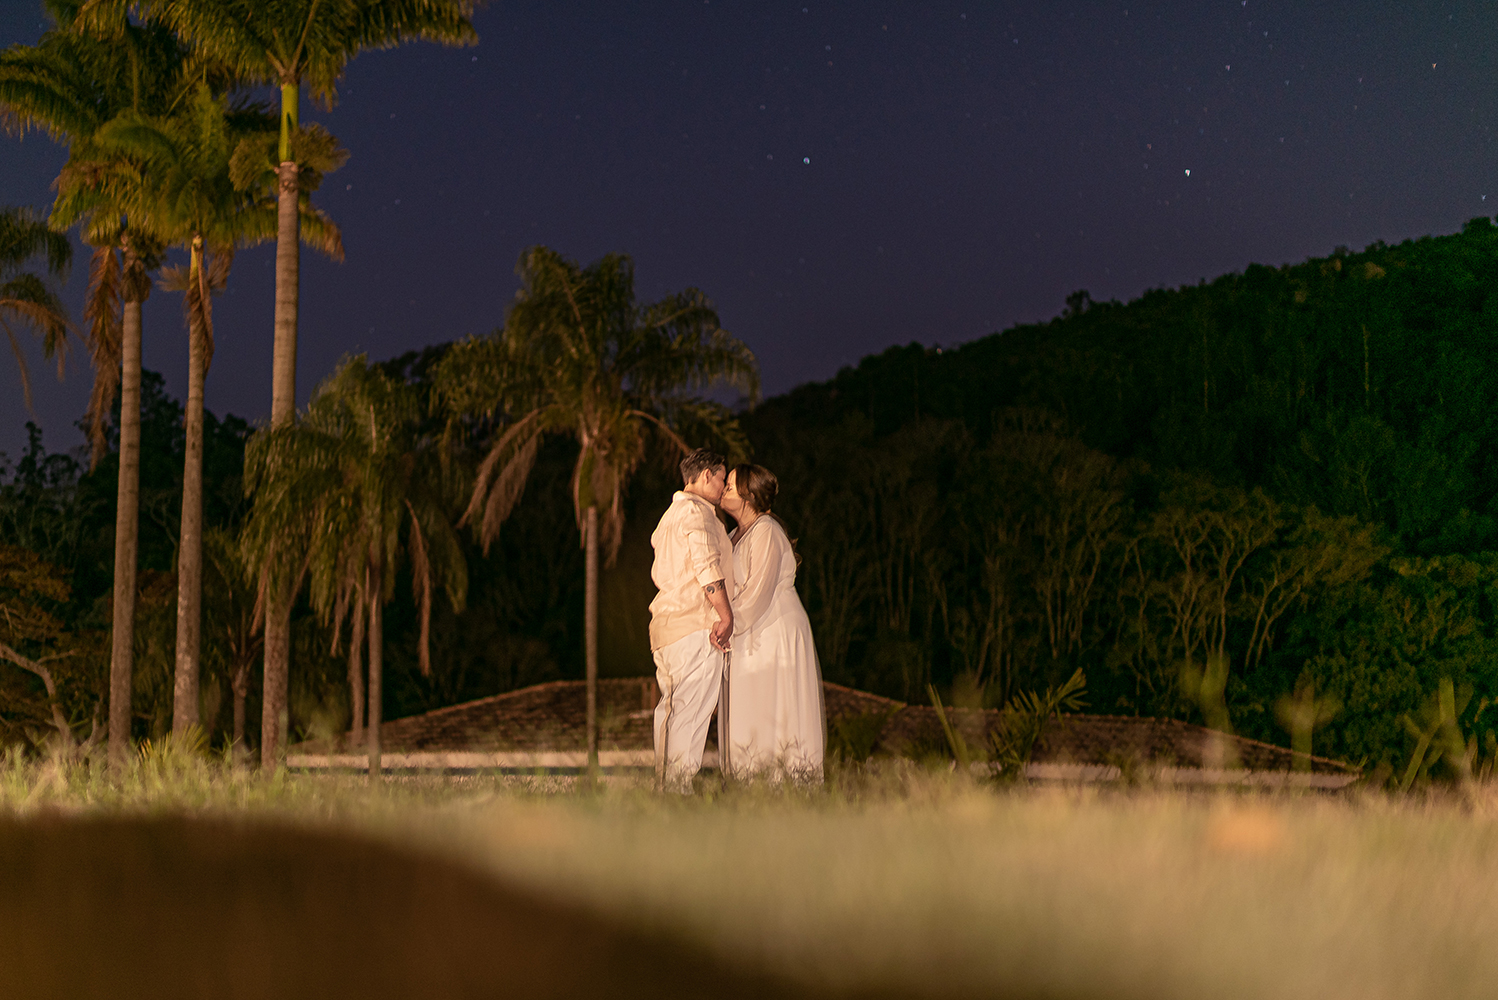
[763,516,796,552]
[681,491,720,517]
[743,516,782,546]
[667,491,720,526]
[666,490,702,514]
[654,492,688,528]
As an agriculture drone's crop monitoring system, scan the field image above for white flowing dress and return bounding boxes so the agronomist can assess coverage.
[720,516,825,780]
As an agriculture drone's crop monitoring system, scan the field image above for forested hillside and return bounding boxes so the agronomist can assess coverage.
[750,218,1498,767]
[7,220,1498,769]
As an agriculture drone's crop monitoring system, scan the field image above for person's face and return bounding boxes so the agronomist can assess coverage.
[696,466,727,504]
[720,470,744,515]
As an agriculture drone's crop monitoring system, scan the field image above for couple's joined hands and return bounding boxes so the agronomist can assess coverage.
[704,578,732,651]
[711,618,733,652]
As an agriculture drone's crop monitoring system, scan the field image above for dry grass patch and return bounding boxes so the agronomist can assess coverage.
[3,755,1498,999]
[434,767,1498,1000]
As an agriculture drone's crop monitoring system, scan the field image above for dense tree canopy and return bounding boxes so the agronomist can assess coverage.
[745,218,1498,766]
[6,220,1498,774]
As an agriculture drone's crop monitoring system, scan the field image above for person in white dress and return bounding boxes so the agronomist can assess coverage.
[718,464,825,781]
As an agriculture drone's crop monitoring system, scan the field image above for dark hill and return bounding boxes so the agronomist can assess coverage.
[745,220,1498,770]
[750,218,1498,552]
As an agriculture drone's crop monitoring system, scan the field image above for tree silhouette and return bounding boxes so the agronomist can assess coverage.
[243,356,465,777]
[0,207,71,410]
[4,1,189,766]
[79,83,341,736]
[102,0,481,769]
[435,246,758,767]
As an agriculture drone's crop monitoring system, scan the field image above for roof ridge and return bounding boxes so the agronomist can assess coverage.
[1049,712,1358,772]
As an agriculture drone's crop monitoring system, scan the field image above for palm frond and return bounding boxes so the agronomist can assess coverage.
[0,207,72,278]
[121,0,281,90]
[132,0,479,110]
[1,320,34,412]
[628,407,691,456]
[244,353,467,685]
[205,245,233,290]
[292,121,350,188]
[310,0,480,104]
[230,122,348,195]
[406,499,434,676]
[431,332,545,423]
[471,413,544,549]
[626,319,760,405]
[228,129,274,191]
[349,0,482,51]
[0,208,73,415]
[446,244,761,571]
[156,263,188,293]
[1,276,71,363]
[189,245,216,372]
[651,397,752,464]
[93,110,180,167]
[0,39,101,140]
[343,578,365,700]
[120,233,160,299]
[297,202,344,262]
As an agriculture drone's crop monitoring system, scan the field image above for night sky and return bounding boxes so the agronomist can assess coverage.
[2,1,1494,460]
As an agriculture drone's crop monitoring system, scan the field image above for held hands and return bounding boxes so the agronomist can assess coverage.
[704,578,733,651]
[710,615,733,651]
[713,613,737,652]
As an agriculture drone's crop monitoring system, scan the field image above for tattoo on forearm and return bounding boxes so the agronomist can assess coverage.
[704,580,724,596]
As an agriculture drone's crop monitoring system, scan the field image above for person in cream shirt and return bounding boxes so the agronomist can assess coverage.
[648,448,735,789]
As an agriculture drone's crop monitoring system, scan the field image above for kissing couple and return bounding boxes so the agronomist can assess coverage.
[647,448,826,790]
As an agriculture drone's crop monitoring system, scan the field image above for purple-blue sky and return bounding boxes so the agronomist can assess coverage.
[2,1,1495,461]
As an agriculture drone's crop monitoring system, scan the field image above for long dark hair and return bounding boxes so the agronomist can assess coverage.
[731,463,800,566]
[731,463,778,514]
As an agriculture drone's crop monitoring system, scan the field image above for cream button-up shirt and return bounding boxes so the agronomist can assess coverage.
[648,490,736,650]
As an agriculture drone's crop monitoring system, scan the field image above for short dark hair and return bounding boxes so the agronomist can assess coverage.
[680,448,726,486]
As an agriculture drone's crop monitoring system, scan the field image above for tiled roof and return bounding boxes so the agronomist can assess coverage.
[292,678,1356,776]
[1033,712,1356,774]
[871,704,1356,775]
[295,679,663,755]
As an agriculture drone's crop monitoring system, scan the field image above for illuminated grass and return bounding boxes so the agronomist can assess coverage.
[439,771,1498,1000]
[3,755,1496,1000]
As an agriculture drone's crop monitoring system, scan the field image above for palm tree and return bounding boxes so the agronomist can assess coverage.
[0,206,72,407]
[103,0,482,769]
[242,355,466,777]
[201,526,261,758]
[1,2,194,456]
[2,1,187,767]
[433,247,758,768]
[78,83,343,737]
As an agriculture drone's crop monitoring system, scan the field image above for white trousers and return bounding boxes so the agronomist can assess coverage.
[652,629,723,789]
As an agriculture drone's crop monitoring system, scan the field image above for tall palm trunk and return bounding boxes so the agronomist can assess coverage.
[347,597,365,749]
[585,504,599,770]
[259,597,290,768]
[261,85,301,771]
[172,240,208,735]
[367,562,382,780]
[107,293,143,769]
[231,656,251,761]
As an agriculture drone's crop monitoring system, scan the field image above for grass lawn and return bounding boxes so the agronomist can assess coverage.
[3,755,1496,999]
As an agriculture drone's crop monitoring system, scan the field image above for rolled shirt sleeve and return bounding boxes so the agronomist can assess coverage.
[685,506,726,587]
[648,491,736,650]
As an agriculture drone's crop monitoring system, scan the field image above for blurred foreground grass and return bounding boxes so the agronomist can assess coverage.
[3,753,1497,1000]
